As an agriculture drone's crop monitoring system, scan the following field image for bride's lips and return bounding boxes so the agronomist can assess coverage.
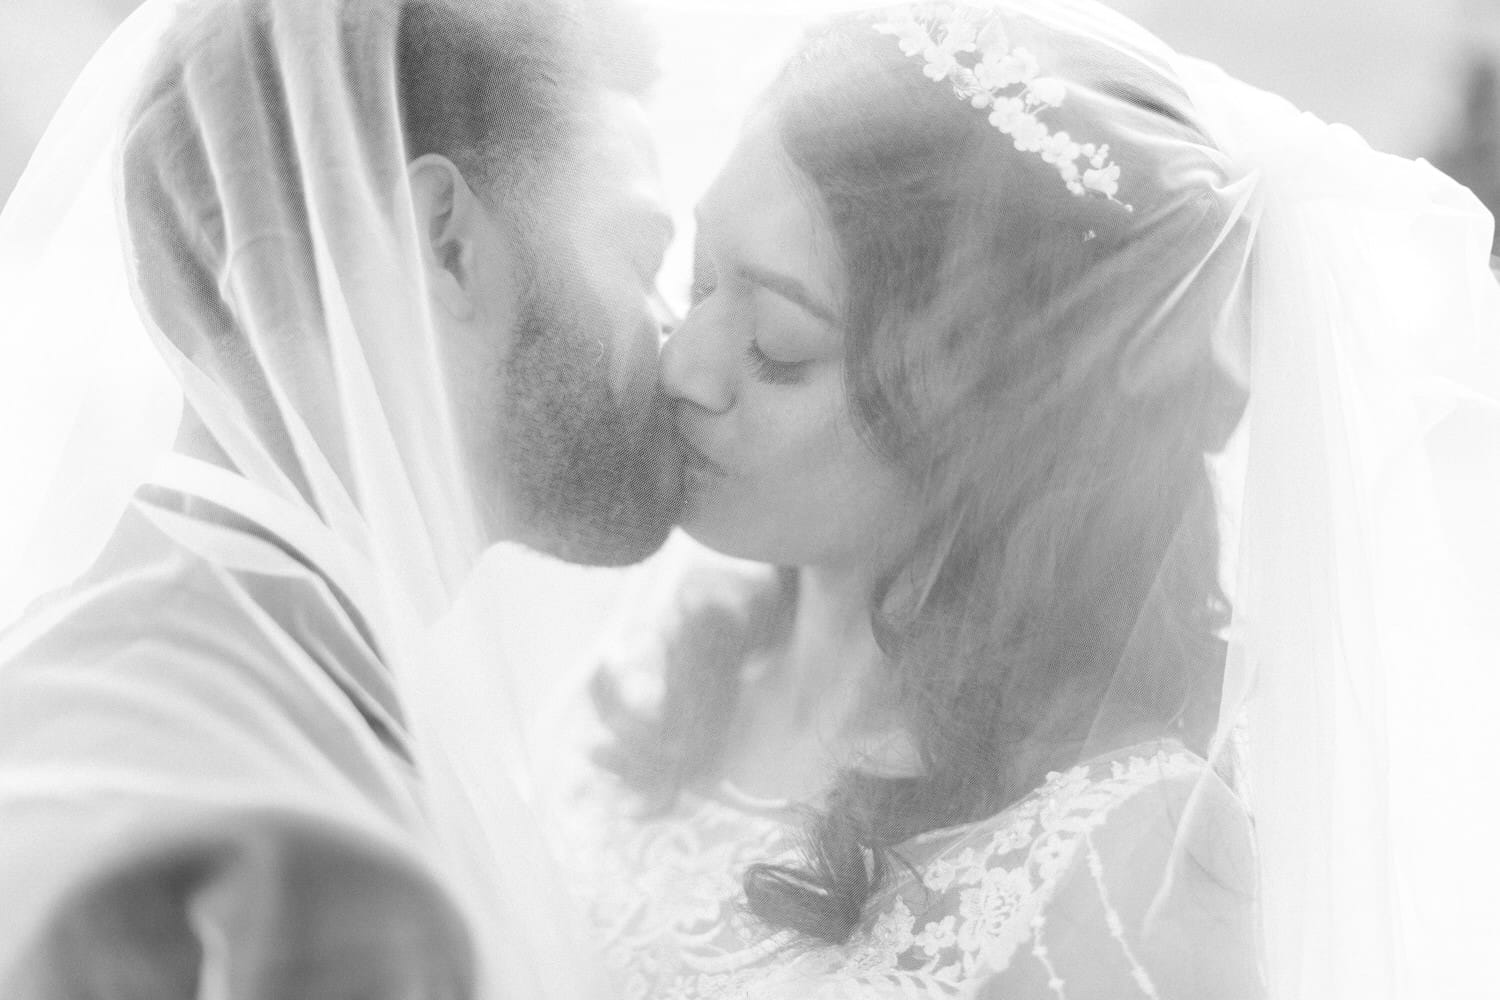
[677,428,726,482]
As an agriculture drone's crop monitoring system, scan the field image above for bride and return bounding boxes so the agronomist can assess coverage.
[554,2,1500,998]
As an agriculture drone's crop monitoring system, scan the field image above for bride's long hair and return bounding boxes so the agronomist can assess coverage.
[595,12,1249,943]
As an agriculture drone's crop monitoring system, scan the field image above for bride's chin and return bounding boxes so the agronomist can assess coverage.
[677,508,754,563]
[676,503,727,550]
[677,510,796,569]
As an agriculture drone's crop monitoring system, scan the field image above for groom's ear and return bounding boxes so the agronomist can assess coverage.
[407,154,503,321]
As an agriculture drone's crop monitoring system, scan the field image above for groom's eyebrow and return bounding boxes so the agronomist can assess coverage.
[642,207,676,246]
[620,204,675,278]
[738,263,838,326]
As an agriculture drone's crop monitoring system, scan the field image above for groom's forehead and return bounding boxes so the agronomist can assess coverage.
[583,92,663,192]
[571,92,673,235]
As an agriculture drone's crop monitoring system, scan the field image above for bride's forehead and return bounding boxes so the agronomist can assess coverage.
[696,126,813,233]
[694,157,841,295]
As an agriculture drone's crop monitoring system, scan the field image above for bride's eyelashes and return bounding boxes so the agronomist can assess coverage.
[744,341,809,386]
[688,251,811,386]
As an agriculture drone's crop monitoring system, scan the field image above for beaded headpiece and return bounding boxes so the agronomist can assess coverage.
[870,3,1131,210]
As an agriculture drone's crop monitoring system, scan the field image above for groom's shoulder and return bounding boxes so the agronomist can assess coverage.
[0,502,418,837]
[5,500,387,713]
[0,515,460,996]
[0,797,474,999]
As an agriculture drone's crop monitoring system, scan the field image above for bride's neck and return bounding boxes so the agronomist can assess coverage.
[716,560,913,802]
[772,562,892,734]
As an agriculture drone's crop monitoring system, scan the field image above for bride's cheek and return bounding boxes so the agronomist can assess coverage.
[789,406,861,492]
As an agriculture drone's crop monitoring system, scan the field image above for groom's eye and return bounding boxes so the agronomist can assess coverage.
[624,233,666,290]
[626,208,675,288]
[635,243,667,287]
[688,255,717,307]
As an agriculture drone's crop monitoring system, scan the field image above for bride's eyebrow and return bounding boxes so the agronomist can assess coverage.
[736,263,838,326]
[690,206,837,324]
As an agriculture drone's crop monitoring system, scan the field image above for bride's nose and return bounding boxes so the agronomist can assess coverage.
[659,309,733,415]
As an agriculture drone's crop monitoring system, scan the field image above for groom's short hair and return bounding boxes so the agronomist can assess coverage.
[397,0,657,207]
[120,0,656,363]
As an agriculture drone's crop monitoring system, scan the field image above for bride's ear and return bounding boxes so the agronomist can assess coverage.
[407,153,489,320]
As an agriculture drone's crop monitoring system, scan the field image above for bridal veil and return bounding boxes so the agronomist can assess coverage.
[1,0,1498,997]
[587,3,1500,996]
[0,0,661,994]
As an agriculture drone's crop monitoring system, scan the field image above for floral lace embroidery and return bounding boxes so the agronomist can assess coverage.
[869,3,1129,206]
[556,743,1202,1000]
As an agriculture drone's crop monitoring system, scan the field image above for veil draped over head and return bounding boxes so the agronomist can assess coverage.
[966,5,1495,995]
[0,0,679,995]
[579,3,1500,998]
[942,2,1500,992]
[1,0,1498,997]
[864,2,1500,994]
[1179,53,1500,997]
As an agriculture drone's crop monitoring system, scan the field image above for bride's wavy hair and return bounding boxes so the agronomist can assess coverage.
[595,11,1250,943]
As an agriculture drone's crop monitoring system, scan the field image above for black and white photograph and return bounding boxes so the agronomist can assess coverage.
[1,1,1497,997]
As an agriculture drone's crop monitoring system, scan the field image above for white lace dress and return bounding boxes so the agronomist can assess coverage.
[554,737,1260,1000]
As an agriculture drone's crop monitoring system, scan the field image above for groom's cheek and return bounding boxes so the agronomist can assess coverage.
[610,314,666,408]
[553,188,663,404]
[580,259,659,404]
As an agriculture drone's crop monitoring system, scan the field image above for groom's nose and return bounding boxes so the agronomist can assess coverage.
[650,287,680,342]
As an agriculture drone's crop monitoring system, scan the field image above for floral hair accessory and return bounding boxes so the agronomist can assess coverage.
[871,3,1131,210]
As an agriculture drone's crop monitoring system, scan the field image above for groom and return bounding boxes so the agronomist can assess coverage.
[0,0,677,996]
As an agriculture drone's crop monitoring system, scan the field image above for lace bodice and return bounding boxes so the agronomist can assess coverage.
[555,740,1241,1000]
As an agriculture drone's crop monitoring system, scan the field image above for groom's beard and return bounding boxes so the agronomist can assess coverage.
[500,262,684,566]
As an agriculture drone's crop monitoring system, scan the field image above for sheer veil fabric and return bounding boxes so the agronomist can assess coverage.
[566,3,1500,998]
[0,1,1497,999]
[0,0,649,995]
[1181,55,1500,997]
[995,5,1500,990]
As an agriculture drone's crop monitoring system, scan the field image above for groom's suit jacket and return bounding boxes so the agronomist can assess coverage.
[0,473,474,998]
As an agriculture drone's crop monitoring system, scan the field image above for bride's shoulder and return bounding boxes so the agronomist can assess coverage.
[858,742,1258,995]
[907,740,1226,862]
[999,740,1255,903]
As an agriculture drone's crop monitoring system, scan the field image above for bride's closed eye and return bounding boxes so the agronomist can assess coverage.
[744,341,808,386]
[688,253,813,387]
